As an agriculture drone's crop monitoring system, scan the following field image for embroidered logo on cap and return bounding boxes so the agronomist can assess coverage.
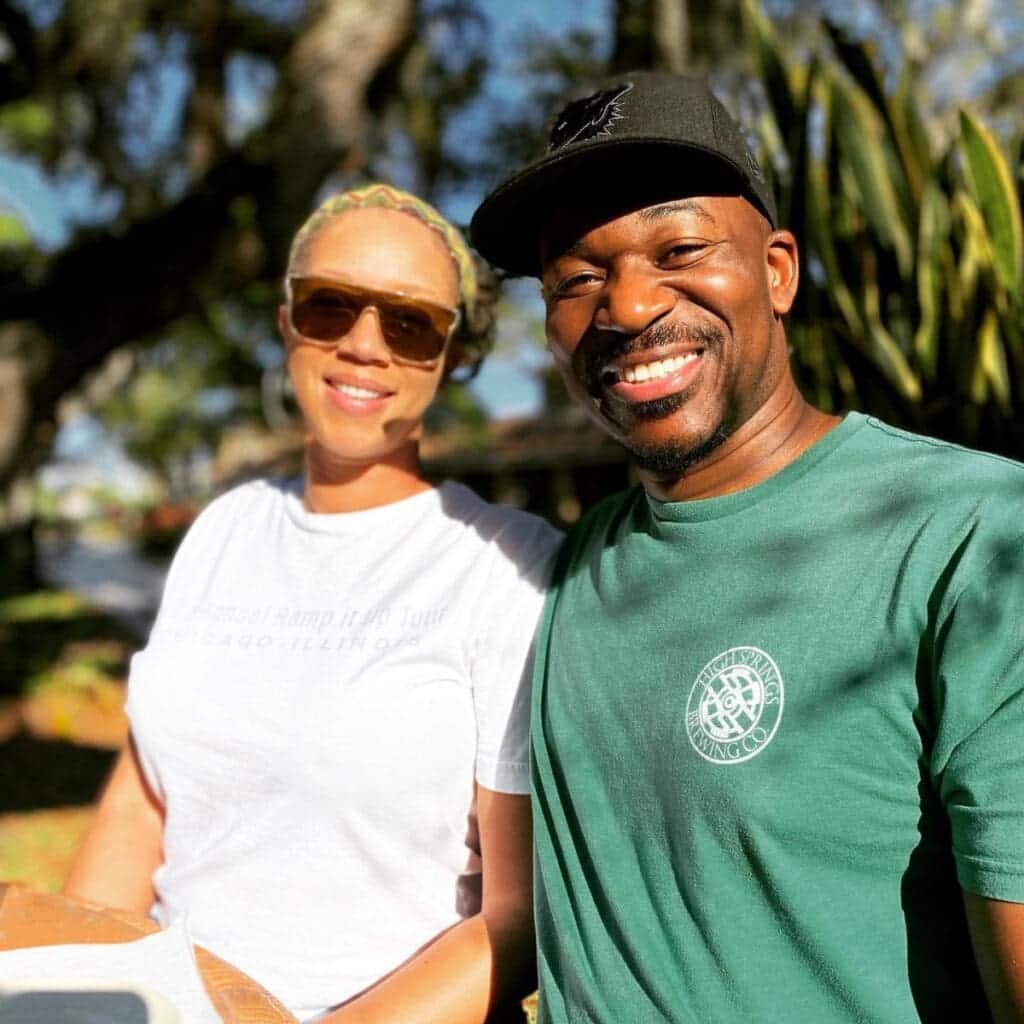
[548,83,633,151]
[685,646,783,764]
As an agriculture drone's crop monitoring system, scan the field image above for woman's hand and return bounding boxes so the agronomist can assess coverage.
[322,785,534,1024]
[63,737,165,915]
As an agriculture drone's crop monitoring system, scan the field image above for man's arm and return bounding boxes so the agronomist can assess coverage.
[323,786,534,1024]
[63,738,164,914]
[964,891,1024,1023]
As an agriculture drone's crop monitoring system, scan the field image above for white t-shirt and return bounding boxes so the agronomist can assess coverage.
[125,479,561,1020]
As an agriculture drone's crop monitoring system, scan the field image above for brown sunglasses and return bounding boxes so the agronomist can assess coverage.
[287,276,460,363]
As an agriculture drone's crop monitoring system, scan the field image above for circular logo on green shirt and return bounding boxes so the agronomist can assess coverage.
[685,646,784,764]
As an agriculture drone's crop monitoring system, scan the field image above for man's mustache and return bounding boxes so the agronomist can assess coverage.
[580,319,725,391]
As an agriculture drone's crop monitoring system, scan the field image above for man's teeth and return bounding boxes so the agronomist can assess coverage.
[617,353,698,384]
[331,381,385,399]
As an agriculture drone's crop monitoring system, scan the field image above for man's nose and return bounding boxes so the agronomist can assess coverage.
[335,306,390,364]
[593,271,676,335]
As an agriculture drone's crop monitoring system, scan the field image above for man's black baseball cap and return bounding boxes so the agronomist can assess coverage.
[470,70,777,278]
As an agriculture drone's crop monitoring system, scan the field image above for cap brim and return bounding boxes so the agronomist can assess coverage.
[470,138,761,278]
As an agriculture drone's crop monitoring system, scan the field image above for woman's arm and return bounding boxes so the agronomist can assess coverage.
[323,785,534,1024]
[964,891,1024,1024]
[63,737,165,915]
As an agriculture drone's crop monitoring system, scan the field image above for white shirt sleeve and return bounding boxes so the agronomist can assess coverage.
[468,515,562,794]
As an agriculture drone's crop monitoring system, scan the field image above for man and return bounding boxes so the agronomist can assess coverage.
[470,71,1024,1023]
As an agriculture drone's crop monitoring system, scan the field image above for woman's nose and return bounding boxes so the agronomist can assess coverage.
[594,271,676,335]
[335,306,390,363]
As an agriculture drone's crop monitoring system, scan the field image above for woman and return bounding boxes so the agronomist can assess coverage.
[65,184,562,1023]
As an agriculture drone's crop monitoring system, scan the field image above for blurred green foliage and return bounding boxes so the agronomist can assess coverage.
[744,0,1023,456]
[0,589,133,700]
[0,212,31,250]
[3,0,1022,503]
[99,312,266,495]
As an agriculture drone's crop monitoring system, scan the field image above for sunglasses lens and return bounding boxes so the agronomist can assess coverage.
[290,280,455,362]
[378,302,451,361]
[291,287,360,342]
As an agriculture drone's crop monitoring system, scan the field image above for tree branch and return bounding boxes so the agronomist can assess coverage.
[0,0,416,499]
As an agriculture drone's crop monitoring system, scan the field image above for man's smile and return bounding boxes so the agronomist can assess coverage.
[600,348,705,404]
[579,317,722,416]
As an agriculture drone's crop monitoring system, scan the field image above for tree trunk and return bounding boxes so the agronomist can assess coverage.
[0,323,49,587]
[611,0,743,74]
[653,0,689,72]
[0,0,414,528]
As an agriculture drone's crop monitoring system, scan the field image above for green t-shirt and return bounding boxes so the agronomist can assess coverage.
[532,413,1024,1024]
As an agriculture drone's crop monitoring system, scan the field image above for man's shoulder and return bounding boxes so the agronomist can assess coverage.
[556,486,643,568]
[845,414,1024,503]
[841,416,1024,584]
[855,415,1023,473]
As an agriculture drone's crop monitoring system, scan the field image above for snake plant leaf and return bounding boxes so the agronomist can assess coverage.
[868,321,922,401]
[805,125,864,339]
[913,183,950,380]
[780,57,818,240]
[828,23,918,220]
[832,76,913,277]
[954,191,991,306]
[862,247,921,401]
[890,66,930,204]
[997,292,1024,368]
[743,0,796,142]
[824,21,888,120]
[970,310,1011,411]
[959,109,1024,297]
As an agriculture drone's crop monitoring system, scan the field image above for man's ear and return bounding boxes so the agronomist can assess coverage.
[765,230,799,316]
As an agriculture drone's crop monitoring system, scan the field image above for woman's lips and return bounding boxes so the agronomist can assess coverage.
[323,375,394,415]
[603,350,704,403]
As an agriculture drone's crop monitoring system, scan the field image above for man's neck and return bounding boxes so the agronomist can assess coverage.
[640,385,841,503]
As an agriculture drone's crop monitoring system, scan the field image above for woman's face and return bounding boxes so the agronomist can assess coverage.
[280,207,460,469]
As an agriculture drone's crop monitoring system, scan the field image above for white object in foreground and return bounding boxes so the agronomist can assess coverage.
[0,918,219,1023]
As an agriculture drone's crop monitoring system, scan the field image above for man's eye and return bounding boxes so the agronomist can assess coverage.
[661,243,707,267]
[552,272,601,298]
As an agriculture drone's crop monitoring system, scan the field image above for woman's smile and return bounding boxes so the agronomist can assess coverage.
[323,371,396,416]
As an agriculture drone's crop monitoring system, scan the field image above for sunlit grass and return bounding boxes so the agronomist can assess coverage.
[0,806,94,892]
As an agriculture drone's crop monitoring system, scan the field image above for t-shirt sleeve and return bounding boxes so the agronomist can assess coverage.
[469,518,562,794]
[931,531,1024,902]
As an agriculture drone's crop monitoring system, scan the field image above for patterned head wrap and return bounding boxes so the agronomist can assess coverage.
[287,183,478,313]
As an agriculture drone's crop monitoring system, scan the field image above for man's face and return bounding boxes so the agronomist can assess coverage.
[541,194,797,478]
